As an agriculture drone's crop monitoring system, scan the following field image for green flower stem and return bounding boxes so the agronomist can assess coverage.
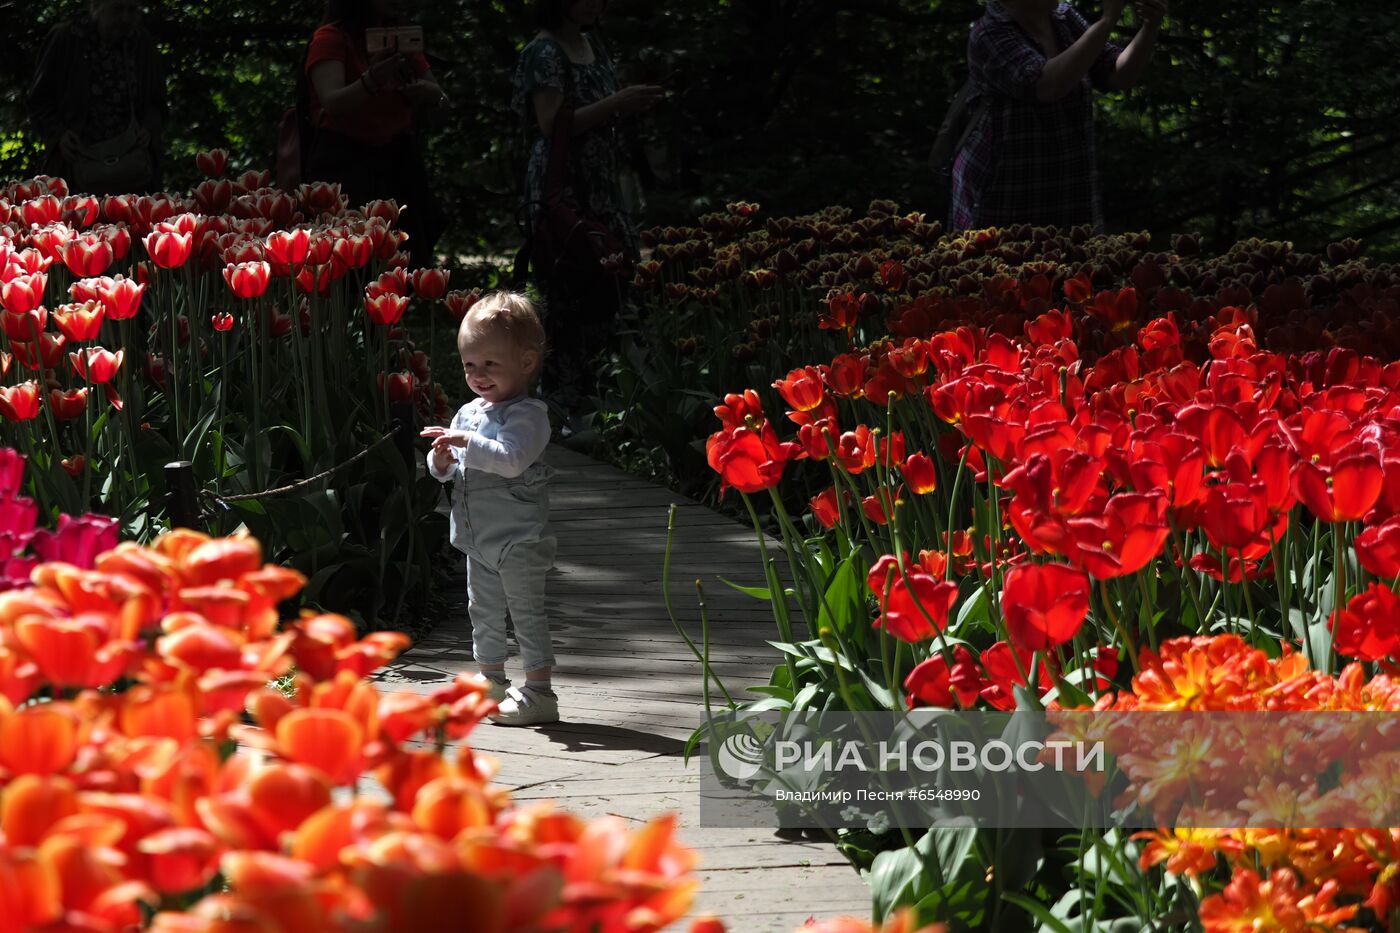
[1169,525,1208,633]
[741,492,801,690]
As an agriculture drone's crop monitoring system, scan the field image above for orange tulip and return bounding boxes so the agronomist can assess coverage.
[0,848,64,930]
[292,799,407,873]
[365,292,409,326]
[246,763,334,846]
[377,692,438,744]
[218,851,332,933]
[1,774,79,846]
[178,535,264,586]
[275,707,365,784]
[119,682,201,742]
[411,776,496,840]
[138,827,222,893]
[0,702,79,774]
[14,613,136,689]
[52,300,105,342]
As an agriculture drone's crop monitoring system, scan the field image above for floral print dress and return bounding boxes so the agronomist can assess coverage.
[512,33,643,260]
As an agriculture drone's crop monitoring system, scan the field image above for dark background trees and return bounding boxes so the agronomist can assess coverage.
[3,0,1397,256]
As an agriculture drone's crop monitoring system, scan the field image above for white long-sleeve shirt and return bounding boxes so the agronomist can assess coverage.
[428,395,554,563]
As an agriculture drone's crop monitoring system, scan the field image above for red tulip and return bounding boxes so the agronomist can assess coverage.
[143,230,193,268]
[195,148,229,177]
[51,301,105,342]
[60,236,113,277]
[1002,563,1090,652]
[1292,454,1384,523]
[861,487,899,525]
[146,353,167,388]
[772,366,826,413]
[223,261,272,299]
[211,313,235,332]
[902,453,938,495]
[1,273,47,315]
[100,276,145,320]
[904,645,981,709]
[1067,492,1169,579]
[0,382,41,421]
[373,268,408,296]
[1200,481,1273,552]
[411,268,450,300]
[1330,584,1400,662]
[378,372,414,402]
[10,333,67,371]
[1356,517,1400,580]
[193,178,233,214]
[47,387,88,420]
[295,263,333,295]
[443,289,480,321]
[98,222,131,260]
[332,235,373,272]
[21,195,63,227]
[265,228,311,266]
[809,486,843,529]
[867,554,959,643]
[1,305,48,342]
[68,347,124,383]
[364,292,409,326]
[705,425,803,495]
[713,389,766,431]
[60,455,85,477]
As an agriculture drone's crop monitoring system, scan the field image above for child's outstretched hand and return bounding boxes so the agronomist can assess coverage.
[421,426,472,449]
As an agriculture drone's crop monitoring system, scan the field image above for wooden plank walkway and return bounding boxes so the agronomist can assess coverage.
[376,446,870,932]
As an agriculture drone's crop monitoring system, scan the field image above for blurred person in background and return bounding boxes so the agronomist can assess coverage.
[28,0,167,195]
[949,0,1166,233]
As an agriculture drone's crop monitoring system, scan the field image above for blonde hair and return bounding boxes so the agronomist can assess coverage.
[457,291,547,371]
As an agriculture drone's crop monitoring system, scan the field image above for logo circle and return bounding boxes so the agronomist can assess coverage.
[716,728,765,781]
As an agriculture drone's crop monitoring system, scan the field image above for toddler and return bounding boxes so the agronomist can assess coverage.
[422,292,559,726]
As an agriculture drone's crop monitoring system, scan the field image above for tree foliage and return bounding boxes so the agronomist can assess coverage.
[2,0,1396,256]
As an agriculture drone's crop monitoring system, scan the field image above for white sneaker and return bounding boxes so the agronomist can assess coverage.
[471,674,510,703]
[489,685,560,726]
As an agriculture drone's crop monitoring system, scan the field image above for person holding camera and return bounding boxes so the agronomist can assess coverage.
[949,0,1166,234]
[27,0,166,195]
[512,0,663,413]
[304,0,448,265]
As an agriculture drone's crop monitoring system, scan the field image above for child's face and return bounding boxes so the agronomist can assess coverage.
[459,331,537,404]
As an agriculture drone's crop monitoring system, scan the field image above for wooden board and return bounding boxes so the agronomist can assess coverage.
[379,444,868,930]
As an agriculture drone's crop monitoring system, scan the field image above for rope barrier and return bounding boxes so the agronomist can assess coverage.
[199,424,406,511]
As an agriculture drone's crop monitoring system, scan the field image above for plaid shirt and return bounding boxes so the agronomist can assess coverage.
[950,2,1123,233]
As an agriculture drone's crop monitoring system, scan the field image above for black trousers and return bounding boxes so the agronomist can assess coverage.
[304,130,446,267]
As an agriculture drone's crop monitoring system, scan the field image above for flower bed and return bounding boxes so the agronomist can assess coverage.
[0,166,485,628]
[665,205,1400,929]
[603,200,1394,498]
[0,446,949,933]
